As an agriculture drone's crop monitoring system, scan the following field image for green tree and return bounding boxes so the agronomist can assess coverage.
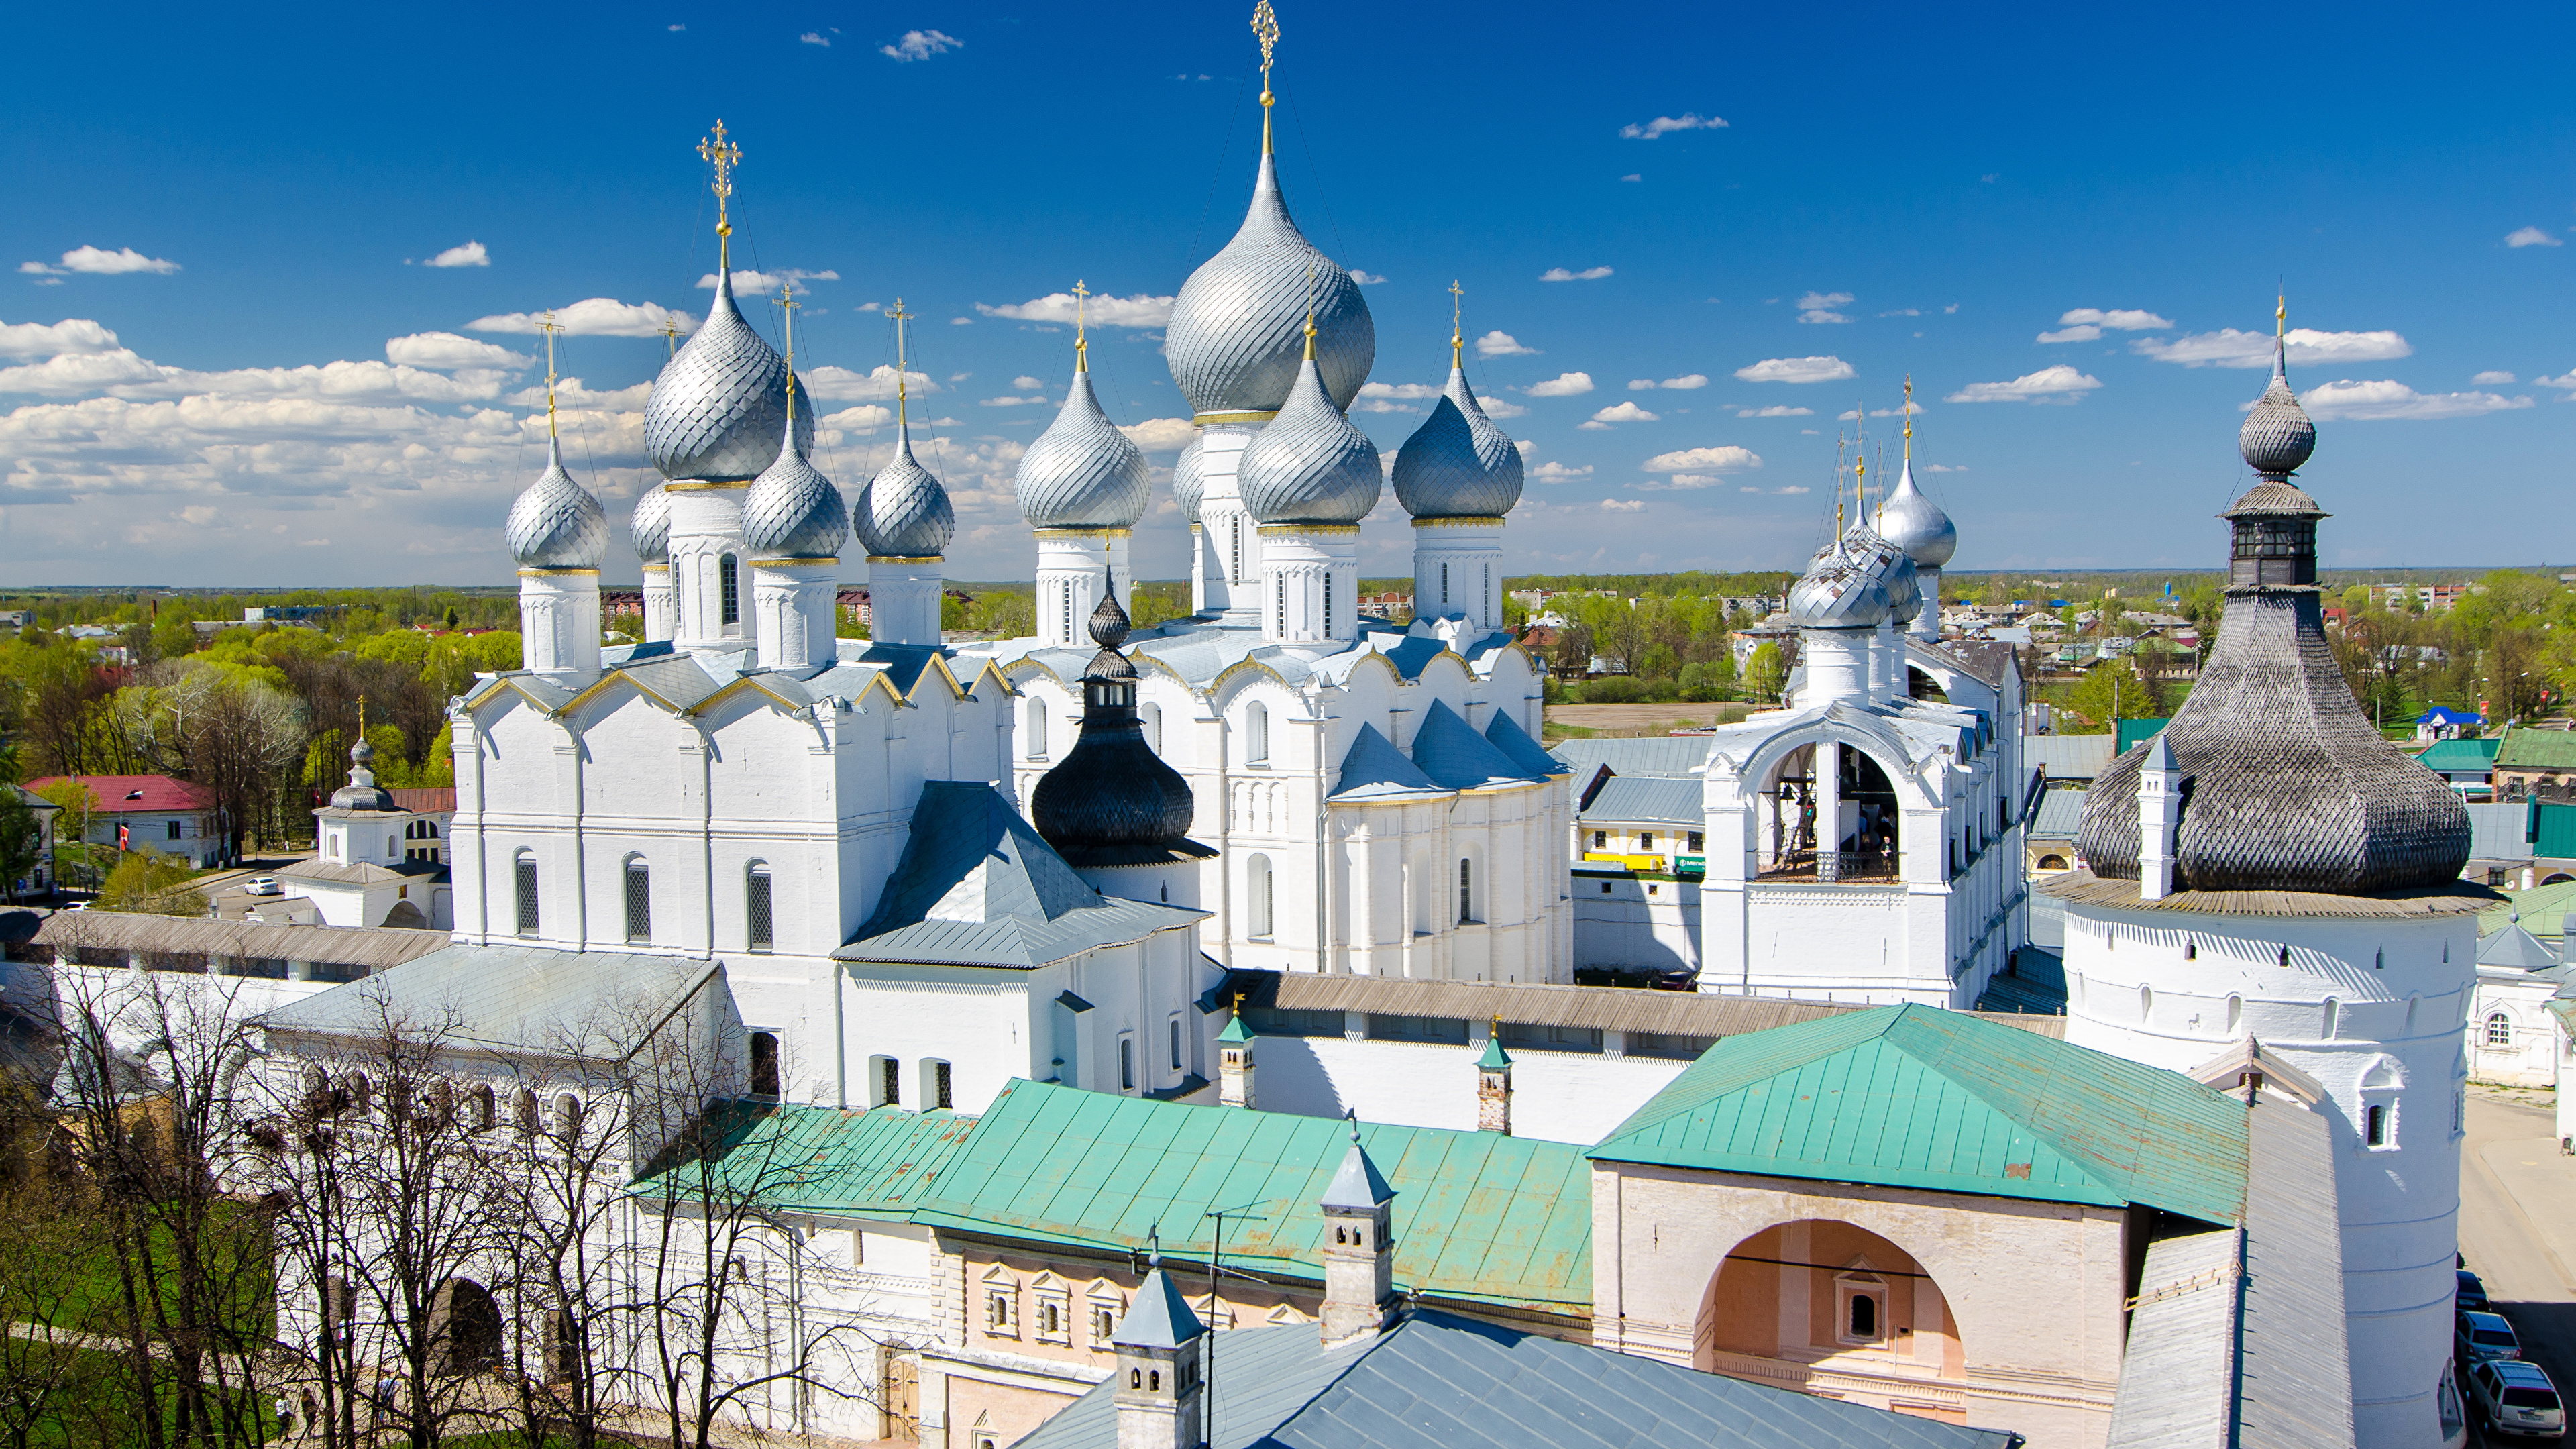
[0,787,42,901]
[1745,643,1786,702]
[2061,659,2150,733]
[98,847,207,916]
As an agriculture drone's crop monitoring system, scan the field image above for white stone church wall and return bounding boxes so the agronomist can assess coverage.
[1571,874,1701,974]
[1244,1034,1684,1145]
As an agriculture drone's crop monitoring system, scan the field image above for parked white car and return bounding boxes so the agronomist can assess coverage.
[244,877,282,896]
[2466,1358,2565,1440]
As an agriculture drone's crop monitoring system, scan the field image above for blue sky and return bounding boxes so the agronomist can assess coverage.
[3,1,2571,587]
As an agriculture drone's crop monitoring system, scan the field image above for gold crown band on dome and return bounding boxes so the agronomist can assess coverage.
[1258,523,1360,537]
[664,480,753,492]
[1411,515,1506,528]
[1193,409,1281,426]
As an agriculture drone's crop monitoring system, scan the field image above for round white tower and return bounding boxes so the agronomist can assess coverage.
[2053,305,2479,1449]
[855,302,955,649]
[1016,289,1150,647]
[1391,286,1523,635]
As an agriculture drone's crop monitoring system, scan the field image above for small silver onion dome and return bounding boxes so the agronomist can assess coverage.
[1165,152,1375,418]
[1237,354,1381,525]
[1874,458,1957,568]
[1788,550,1890,630]
[328,733,397,811]
[643,269,814,482]
[2239,335,2315,478]
[1015,369,1150,529]
[1391,366,1523,519]
[1833,523,1920,626]
[632,482,672,564]
[742,412,848,559]
[506,437,609,568]
[856,428,955,557]
[1171,433,1207,523]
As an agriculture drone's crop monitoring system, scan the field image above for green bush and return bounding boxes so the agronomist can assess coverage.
[1576,676,1647,704]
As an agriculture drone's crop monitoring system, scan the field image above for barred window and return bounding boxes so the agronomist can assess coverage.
[514,852,539,936]
[623,859,651,943]
[1458,858,1474,924]
[745,863,773,952]
[2486,1012,2514,1047]
[720,554,741,625]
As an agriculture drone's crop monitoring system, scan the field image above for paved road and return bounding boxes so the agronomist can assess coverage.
[2458,1087,2574,1444]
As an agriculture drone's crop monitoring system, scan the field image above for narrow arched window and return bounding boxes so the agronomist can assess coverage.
[1458,858,1475,924]
[1246,855,1274,938]
[2139,984,2153,1023]
[513,1089,539,1138]
[1246,702,1269,764]
[2486,1012,2514,1047]
[552,1093,583,1148]
[749,1030,781,1098]
[2322,998,2340,1040]
[513,850,540,936]
[2224,995,2243,1034]
[1027,699,1050,759]
[623,857,651,944]
[720,553,740,625]
[745,863,773,953]
[1143,702,1163,755]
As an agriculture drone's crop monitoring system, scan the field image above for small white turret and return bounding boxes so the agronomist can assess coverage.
[2137,731,2181,900]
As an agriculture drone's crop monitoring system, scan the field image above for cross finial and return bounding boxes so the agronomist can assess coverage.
[698,121,743,272]
[890,298,914,429]
[1148,1224,1162,1269]
[778,286,800,421]
[1073,279,1091,373]
[660,315,680,359]
[1854,407,1868,523]
[535,310,564,440]
[1449,279,1464,370]
[357,695,367,736]
[1302,263,1318,362]
[1252,1,1280,154]
[1902,376,1913,457]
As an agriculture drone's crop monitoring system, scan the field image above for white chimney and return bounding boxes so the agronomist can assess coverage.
[2138,731,2182,900]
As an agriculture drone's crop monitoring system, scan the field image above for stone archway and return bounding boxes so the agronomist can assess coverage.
[429,1277,502,1375]
[1697,1220,1968,1423]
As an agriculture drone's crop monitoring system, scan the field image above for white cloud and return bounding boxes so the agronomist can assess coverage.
[1735,405,1813,417]
[1946,365,2102,402]
[1926,464,1967,472]
[816,404,893,441]
[2296,379,2532,421]
[1527,372,1595,397]
[1619,173,1642,182]
[1642,445,1761,473]
[1627,373,1708,391]
[1475,329,1538,358]
[1360,382,1442,401]
[1119,417,1195,453]
[2506,226,2561,248]
[386,332,531,371]
[2133,327,2411,368]
[504,376,653,409]
[2473,370,2517,385]
[696,267,841,294]
[1879,308,1921,317]
[1735,356,1854,384]
[981,394,1046,407]
[1539,266,1614,282]
[1350,270,1389,285]
[23,246,183,276]
[1619,113,1727,138]
[2059,307,2171,330]
[976,291,1173,327]
[804,364,938,402]
[801,31,830,45]
[1797,292,1852,311]
[1799,309,1848,325]
[1601,498,1645,511]
[0,317,121,360]
[424,241,490,269]
[470,298,696,338]
[1773,485,1810,494]
[1478,396,1529,418]
[951,316,971,325]
[2037,325,2102,344]
[2536,370,2576,390]
[881,28,960,60]
[1529,460,1593,483]
[1010,375,1047,391]
[1589,401,1658,424]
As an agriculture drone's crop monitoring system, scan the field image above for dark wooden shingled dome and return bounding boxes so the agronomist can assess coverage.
[2075,334,2468,894]
[1030,594,1211,867]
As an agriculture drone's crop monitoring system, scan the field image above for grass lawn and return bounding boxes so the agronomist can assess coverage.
[17,1346,274,1449]
[58,1201,276,1344]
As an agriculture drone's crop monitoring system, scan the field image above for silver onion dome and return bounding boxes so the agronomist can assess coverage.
[506,437,608,568]
[1874,458,1957,568]
[632,482,672,564]
[742,413,848,559]
[1238,354,1382,525]
[1391,366,1523,519]
[1171,433,1207,523]
[1788,550,1890,630]
[328,734,398,812]
[1165,152,1375,419]
[856,428,955,557]
[2239,334,2316,478]
[1015,369,1150,529]
[643,269,814,482]
[1836,523,1921,626]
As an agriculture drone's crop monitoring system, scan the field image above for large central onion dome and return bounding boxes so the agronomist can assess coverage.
[1015,367,1150,529]
[1237,341,1381,525]
[1165,152,1374,420]
[856,429,955,558]
[643,270,814,481]
[742,410,848,558]
[1392,362,1523,519]
[632,483,672,564]
[1031,594,1205,867]
[506,437,609,569]
[2074,324,2465,894]
[1875,456,1957,568]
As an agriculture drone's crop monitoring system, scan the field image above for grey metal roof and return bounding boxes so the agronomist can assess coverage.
[279,857,444,884]
[1391,366,1523,520]
[2040,869,2501,920]
[1013,1311,2018,1449]
[1112,1266,1205,1350]
[1016,368,1151,529]
[2479,916,2560,969]
[28,912,455,969]
[1578,774,1703,829]
[1331,723,1446,802]
[1481,712,1566,778]
[2234,1096,2355,1448]
[1165,150,1374,419]
[1410,700,1540,792]
[260,943,721,1060]
[2099,1228,2241,1449]
[1546,736,1714,781]
[504,436,609,568]
[1238,356,1381,526]
[2024,734,2116,782]
[2028,781,2089,840]
[2469,800,2534,863]
[836,782,1202,970]
[643,267,812,482]
[1320,1132,1395,1210]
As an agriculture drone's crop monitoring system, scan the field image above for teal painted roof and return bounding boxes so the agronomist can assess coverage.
[1478,1034,1512,1070]
[907,1080,1592,1314]
[2479,879,2576,942]
[1217,1011,1255,1044]
[2416,737,2500,774]
[639,1103,981,1219]
[1589,1004,2248,1224]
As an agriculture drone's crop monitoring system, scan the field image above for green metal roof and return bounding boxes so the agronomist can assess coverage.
[2479,878,2576,943]
[2496,726,2576,771]
[904,1080,1592,1315]
[2416,737,2501,774]
[1587,1004,2249,1224]
[637,1103,982,1219]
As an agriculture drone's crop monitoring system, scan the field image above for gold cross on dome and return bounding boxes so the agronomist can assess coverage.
[1450,278,1464,367]
[536,310,562,439]
[778,286,800,418]
[697,121,742,237]
[1073,279,1091,369]
[890,298,914,423]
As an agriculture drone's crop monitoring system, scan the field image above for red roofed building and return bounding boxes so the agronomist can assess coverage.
[25,774,220,868]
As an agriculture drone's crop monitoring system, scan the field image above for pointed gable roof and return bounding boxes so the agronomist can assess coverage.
[2479,914,2560,970]
[1322,1124,1396,1211]
[1482,710,1568,778]
[1590,1004,2249,1224]
[1114,1265,1207,1350]
[1411,700,1539,792]
[1330,722,1446,802]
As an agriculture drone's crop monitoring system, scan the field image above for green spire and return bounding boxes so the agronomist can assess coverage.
[1218,1012,1255,1044]
[1477,1032,1511,1071]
